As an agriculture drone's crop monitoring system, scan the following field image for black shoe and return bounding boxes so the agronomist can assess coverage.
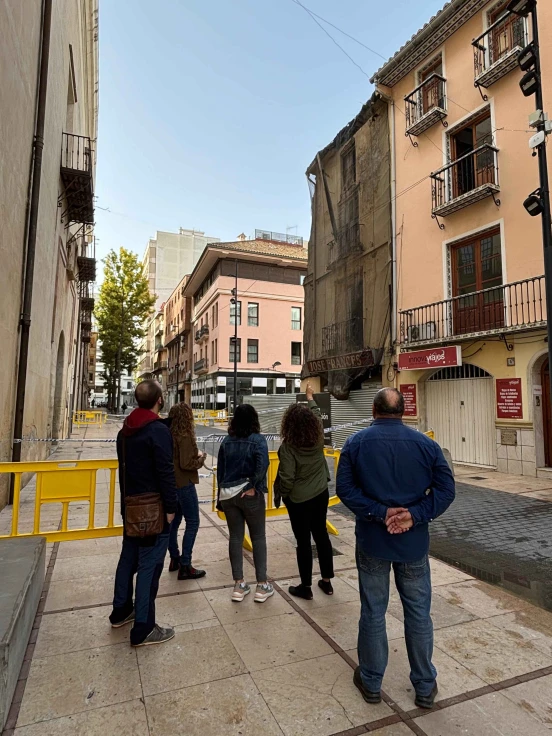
[289,584,313,600]
[318,579,334,595]
[178,564,206,580]
[353,667,382,704]
[168,558,180,573]
[110,608,135,628]
[415,684,438,709]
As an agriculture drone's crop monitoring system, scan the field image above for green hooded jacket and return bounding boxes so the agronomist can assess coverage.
[277,400,330,504]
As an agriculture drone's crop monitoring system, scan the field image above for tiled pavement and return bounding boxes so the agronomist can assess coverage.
[2,425,552,734]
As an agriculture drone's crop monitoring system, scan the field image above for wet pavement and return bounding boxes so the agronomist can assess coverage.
[334,480,552,613]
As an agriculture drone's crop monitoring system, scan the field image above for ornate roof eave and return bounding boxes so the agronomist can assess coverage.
[370,0,490,88]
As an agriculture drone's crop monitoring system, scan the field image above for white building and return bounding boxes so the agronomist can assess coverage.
[143,228,220,311]
[0,0,99,508]
[91,339,135,407]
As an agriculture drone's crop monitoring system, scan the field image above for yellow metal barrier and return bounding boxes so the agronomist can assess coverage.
[72,411,107,428]
[0,459,121,543]
[212,448,342,550]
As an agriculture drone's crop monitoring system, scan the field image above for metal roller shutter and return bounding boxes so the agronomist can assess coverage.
[243,394,297,434]
[330,382,381,448]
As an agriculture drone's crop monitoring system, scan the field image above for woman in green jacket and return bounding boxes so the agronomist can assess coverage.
[278,383,334,600]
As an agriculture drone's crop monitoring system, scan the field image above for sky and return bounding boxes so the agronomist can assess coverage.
[94,0,447,265]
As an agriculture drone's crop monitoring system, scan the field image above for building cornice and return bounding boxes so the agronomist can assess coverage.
[370,0,490,88]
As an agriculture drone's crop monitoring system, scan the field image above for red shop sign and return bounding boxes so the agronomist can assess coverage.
[400,384,417,417]
[398,346,461,371]
[496,378,523,419]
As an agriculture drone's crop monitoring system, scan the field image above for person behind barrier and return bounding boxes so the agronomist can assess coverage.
[336,387,455,711]
[216,404,273,603]
[109,380,177,647]
[166,402,207,580]
[276,382,334,600]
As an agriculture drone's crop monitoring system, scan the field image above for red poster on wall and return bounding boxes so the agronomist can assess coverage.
[496,378,523,419]
[400,384,417,417]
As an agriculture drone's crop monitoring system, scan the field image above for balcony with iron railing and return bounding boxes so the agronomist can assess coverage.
[60,133,94,225]
[431,144,500,219]
[328,223,363,265]
[473,11,527,90]
[194,324,210,343]
[404,74,447,137]
[194,358,209,374]
[399,276,546,348]
[321,316,365,356]
[67,225,96,282]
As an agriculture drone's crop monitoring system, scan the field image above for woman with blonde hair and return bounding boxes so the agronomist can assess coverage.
[167,402,207,580]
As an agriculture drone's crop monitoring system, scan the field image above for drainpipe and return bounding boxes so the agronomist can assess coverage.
[10,0,54,500]
[377,90,397,378]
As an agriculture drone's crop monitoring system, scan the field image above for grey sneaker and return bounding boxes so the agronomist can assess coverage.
[232,582,251,602]
[111,609,135,628]
[254,583,274,602]
[132,624,175,647]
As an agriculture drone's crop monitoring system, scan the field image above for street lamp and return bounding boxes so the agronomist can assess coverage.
[231,259,239,414]
[509,0,552,420]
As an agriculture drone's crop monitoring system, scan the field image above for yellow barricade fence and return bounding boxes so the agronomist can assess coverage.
[212,447,342,551]
[0,429,437,546]
[72,411,107,428]
[0,459,121,543]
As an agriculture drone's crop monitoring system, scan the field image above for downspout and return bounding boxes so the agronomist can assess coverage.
[377,90,397,379]
[11,0,54,498]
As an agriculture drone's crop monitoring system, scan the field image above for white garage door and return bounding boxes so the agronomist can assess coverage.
[426,364,496,467]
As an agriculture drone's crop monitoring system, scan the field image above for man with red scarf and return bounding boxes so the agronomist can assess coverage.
[109,380,177,646]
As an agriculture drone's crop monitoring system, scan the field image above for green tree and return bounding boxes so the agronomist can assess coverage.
[95,248,155,411]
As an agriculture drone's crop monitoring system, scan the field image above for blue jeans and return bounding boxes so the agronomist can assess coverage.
[356,546,436,697]
[111,532,170,645]
[168,483,200,566]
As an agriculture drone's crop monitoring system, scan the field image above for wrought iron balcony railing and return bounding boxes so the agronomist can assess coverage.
[430,144,500,219]
[60,133,94,225]
[321,317,365,356]
[194,358,208,373]
[399,276,546,347]
[473,11,527,90]
[195,325,210,343]
[404,74,447,137]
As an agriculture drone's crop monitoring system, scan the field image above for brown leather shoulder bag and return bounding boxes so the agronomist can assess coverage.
[122,436,165,538]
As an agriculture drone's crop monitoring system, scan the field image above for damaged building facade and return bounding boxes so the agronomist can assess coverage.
[303,93,393,422]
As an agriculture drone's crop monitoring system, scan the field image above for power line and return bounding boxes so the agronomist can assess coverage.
[290,0,371,80]
[290,0,387,61]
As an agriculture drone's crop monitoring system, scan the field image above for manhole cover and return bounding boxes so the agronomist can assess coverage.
[469,476,488,480]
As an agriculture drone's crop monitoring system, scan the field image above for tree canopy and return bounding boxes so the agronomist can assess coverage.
[95,248,155,409]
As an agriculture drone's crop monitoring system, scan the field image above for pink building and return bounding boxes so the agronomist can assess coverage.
[182,237,307,410]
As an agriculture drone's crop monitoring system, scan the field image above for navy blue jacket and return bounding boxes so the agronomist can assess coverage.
[117,409,178,531]
[217,433,269,500]
[336,419,455,562]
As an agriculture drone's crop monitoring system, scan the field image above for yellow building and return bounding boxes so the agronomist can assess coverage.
[372,0,552,475]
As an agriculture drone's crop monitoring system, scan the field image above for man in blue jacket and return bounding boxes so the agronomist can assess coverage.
[337,387,455,710]
[109,380,178,646]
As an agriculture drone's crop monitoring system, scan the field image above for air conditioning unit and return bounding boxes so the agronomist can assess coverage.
[408,322,436,342]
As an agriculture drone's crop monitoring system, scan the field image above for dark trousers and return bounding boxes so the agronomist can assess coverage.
[284,489,334,586]
[168,483,200,566]
[110,532,169,645]
[221,492,267,583]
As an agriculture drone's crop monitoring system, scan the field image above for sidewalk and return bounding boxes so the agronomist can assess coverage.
[2,424,552,735]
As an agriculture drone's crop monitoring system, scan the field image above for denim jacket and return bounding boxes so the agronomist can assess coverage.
[216,433,269,503]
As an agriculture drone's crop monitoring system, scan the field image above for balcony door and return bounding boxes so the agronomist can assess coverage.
[420,57,443,116]
[450,112,493,197]
[452,230,504,335]
[489,2,526,64]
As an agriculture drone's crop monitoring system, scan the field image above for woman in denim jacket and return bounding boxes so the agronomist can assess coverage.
[217,405,272,603]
